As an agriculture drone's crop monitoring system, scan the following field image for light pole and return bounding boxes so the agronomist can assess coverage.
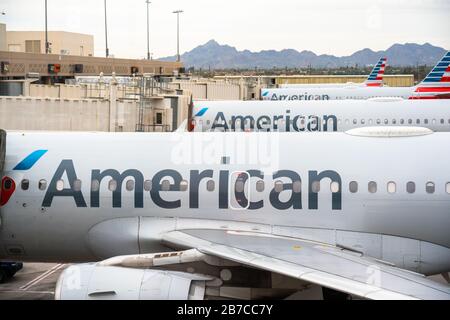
[172,10,183,62]
[146,1,151,60]
[45,0,49,54]
[104,0,109,57]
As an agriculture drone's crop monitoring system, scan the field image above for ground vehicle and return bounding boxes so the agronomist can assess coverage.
[0,262,23,283]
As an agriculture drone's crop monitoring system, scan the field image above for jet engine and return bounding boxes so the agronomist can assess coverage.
[55,263,213,300]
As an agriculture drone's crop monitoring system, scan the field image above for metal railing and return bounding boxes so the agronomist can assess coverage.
[135,124,171,132]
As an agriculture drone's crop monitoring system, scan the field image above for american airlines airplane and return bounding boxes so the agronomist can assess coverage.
[262,52,450,101]
[0,129,449,300]
[279,57,387,88]
[189,99,450,132]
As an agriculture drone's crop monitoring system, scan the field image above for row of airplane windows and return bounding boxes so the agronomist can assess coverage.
[195,118,450,127]
[10,179,450,195]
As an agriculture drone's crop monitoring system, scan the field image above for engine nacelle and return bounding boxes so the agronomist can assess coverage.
[55,263,213,300]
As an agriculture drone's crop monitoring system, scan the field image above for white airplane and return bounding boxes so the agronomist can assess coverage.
[279,57,387,88]
[262,52,450,101]
[0,129,449,300]
[189,99,450,132]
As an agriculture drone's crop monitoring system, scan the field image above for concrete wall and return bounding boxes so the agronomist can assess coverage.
[30,84,83,99]
[168,81,243,100]
[0,24,6,51]
[6,31,94,56]
[0,97,136,132]
[274,75,415,87]
[0,94,189,132]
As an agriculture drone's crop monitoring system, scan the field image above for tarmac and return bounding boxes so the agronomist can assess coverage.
[0,263,448,300]
[0,263,67,300]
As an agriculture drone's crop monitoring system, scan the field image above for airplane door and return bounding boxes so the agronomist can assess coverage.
[229,171,250,210]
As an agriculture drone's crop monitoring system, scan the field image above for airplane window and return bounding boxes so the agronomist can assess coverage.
[446,183,450,194]
[448,119,450,124]
[384,119,388,125]
[206,120,211,126]
[387,182,396,194]
[91,179,100,192]
[3,179,12,190]
[73,179,82,192]
[392,119,397,124]
[330,181,340,193]
[293,180,301,193]
[256,180,265,192]
[21,179,29,191]
[39,179,47,191]
[416,119,420,125]
[440,119,445,125]
[274,180,283,193]
[161,180,170,191]
[361,119,365,125]
[207,180,215,192]
[126,180,135,191]
[400,119,405,125]
[108,180,117,192]
[376,119,381,125]
[424,119,429,124]
[144,180,152,191]
[180,180,188,192]
[311,181,320,193]
[349,181,358,193]
[368,181,377,194]
[353,119,357,125]
[408,119,412,124]
[407,182,415,194]
[426,182,435,194]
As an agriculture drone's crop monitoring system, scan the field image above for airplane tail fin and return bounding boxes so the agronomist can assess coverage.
[410,51,450,99]
[364,58,387,87]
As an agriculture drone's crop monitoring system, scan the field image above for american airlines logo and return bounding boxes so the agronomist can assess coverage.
[210,111,338,132]
[262,91,330,101]
[41,160,343,211]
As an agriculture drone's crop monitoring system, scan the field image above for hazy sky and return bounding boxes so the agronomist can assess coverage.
[1,0,449,59]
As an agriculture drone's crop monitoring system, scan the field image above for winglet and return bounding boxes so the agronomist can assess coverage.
[364,58,387,87]
[410,51,450,99]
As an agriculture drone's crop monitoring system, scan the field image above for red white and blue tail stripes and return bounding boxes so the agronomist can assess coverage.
[365,57,387,87]
[410,51,450,100]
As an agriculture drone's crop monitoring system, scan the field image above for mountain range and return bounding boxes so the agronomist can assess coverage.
[159,40,448,69]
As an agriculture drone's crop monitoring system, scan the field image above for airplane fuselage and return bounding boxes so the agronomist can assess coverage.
[191,99,450,132]
[1,131,450,276]
[261,86,415,101]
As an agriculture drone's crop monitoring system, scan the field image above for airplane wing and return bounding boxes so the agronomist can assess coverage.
[161,229,450,300]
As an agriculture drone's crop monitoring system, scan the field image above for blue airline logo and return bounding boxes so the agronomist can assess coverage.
[13,150,48,171]
[195,108,209,117]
